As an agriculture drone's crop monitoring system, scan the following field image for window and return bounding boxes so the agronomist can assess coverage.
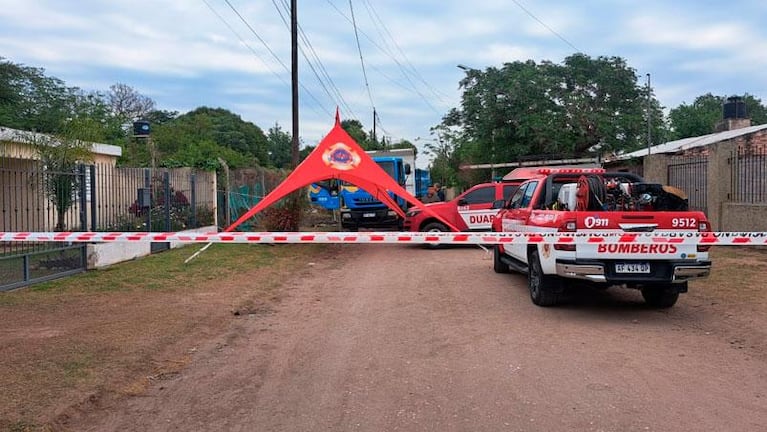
[462,186,495,204]
[508,185,527,209]
[509,181,538,209]
[376,160,396,179]
[502,184,520,201]
[519,181,538,208]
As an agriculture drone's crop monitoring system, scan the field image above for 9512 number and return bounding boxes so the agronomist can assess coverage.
[671,217,697,228]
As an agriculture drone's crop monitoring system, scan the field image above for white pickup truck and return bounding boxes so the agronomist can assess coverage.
[491,167,712,308]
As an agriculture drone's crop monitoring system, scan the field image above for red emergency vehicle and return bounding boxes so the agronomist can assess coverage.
[491,167,712,308]
[403,183,518,233]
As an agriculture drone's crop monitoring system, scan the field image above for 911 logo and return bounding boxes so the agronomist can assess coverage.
[584,215,609,228]
[322,143,361,171]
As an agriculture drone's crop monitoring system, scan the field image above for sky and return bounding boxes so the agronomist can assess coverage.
[2,0,767,162]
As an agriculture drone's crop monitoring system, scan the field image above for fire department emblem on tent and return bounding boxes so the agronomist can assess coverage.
[323,142,361,171]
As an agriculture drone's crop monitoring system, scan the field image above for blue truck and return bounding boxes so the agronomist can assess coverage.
[308,148,429,231]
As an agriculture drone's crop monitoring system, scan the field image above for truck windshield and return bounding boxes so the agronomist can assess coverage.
[376,161,396,178]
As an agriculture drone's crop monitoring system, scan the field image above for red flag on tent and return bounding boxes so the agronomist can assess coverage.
[224,114,459,232]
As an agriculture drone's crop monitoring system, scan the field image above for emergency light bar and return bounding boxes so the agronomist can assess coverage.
[536,168,605,175]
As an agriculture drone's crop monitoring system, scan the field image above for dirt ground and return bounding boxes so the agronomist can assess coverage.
[2,244,767,431]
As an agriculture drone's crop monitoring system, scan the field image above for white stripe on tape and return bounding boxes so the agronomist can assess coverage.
[2,231,767,245]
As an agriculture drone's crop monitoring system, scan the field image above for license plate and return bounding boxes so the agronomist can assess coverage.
[615,262,650,274]
[363,212,376,218]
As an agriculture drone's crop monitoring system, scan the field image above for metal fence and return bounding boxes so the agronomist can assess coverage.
[667,154,708,214]
[1,151,216,290]
[217,166,287,229]
[94,165,216,233]
[730,148,767,203]
[1,154,90,289]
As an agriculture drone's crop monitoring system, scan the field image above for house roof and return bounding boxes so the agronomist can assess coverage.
[0,126,122,157]
[611,123,767,161]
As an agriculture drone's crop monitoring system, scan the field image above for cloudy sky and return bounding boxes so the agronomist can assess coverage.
[2,0,766,158]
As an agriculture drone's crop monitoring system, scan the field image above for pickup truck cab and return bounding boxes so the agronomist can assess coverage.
[403,182,522,233]
[492,167,712,308]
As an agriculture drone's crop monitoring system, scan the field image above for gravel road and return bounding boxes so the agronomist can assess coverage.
[76,244,767,431]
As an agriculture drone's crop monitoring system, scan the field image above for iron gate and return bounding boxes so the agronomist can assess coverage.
[1,158,89,291]
[667,155,708,214]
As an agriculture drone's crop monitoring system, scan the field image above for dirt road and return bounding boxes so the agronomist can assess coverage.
[71,244,767,431]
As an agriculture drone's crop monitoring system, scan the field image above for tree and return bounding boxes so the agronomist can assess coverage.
[0,58,76,133]
[140,107,268,169]
[445,54,664,170]
[107,83,155,121]
[668,93,767,139]
[30,119,98,231]
[144,109,179,126]
[0,58,23,107]
[421,124,464,188]
[266,123,292,168]
[340,119,375,149]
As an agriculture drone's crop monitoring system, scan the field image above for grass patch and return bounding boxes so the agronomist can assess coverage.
[25,243,308,294]
[0,242,334,430]
[692,247,767,307]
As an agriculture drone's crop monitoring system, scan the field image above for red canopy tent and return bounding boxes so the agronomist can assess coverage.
[224,113,458,232]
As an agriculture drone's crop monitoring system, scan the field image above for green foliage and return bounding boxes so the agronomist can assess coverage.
[668,93,767,139]
[0,57,76,133]
[161,140,253,170]
[30,120,97,231]
[266,122,293,168]
[144,106,268,169]
[340,119,370,148]
[438,54,666,187]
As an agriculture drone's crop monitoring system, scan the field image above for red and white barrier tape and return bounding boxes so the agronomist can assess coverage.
[2,231,767,245]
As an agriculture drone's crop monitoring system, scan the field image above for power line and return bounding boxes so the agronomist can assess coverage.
[272,0,359,120]
[348,0,376,113]
[510,0,580,53]
[361,0,452,104]
[324,0,443,116]
[201,0,288,87]
[219,0,333,118]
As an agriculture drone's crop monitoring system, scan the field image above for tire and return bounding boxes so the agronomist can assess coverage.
[528,249,560,307]
[641,284,682,308]
[422,222,448,249]
[493,245,510,273]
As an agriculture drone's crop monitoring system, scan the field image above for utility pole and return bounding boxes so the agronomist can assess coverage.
[372,108,377,145]
[289,0,301,231]
[647,73,652,155]
[291,0,299,167]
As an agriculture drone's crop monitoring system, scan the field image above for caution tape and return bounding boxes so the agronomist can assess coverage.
[2,231,767,245]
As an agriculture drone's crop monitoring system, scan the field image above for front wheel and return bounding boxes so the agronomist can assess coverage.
[493,245,510,273]
[422,222,448,249]
[641,284,682,308]
[528,249,560,306]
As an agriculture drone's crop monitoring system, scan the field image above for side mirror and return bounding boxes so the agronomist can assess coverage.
[492,199,505,209]
[404,163,412,175]
[458,198,468,206]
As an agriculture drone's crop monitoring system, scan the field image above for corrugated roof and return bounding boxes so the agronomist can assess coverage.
[612,123,767,161]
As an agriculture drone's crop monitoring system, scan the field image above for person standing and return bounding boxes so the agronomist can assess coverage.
[433,182,445,201]
[422,186,440,203]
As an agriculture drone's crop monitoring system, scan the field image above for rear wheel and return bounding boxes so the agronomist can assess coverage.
[641,284,682,308]
[528,249,560,306]
[493,245,510,273]
[422,222,448,249]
